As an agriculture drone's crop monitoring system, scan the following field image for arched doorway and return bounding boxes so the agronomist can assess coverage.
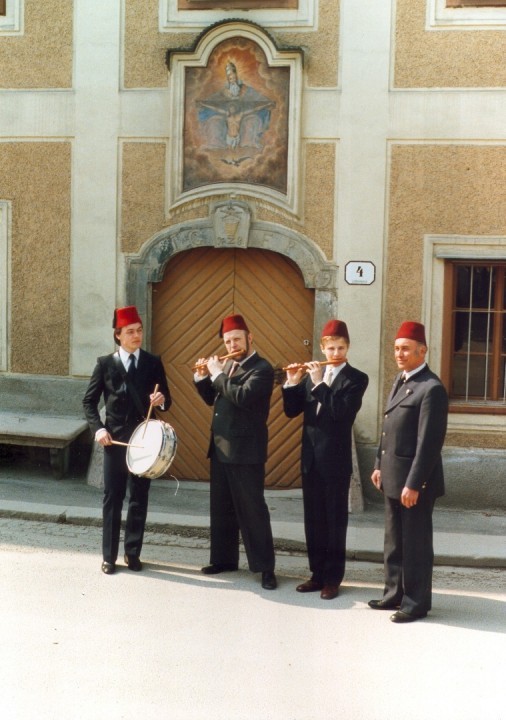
[151,246,314,487]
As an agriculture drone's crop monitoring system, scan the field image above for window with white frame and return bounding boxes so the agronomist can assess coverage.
[0,201,10,371]
[446,1,506,6]
[178,1,297,8]
[429,0,506,26]
[442,261,506,411]
[0,0,22,35]
[162,0,314,29]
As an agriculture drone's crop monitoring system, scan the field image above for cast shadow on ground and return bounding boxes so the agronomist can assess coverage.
[135,561,505,633]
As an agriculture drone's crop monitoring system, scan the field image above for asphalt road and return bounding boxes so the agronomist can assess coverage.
[0,518,504,720]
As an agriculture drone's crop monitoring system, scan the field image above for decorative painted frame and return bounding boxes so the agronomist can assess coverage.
[166,21,303,215]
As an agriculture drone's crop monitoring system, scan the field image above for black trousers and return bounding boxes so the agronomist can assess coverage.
[209,451,275,573]
[302,466,351,585]
[102,445,151,563]
[382,492,436,616]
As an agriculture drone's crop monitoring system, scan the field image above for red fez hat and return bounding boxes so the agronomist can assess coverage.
[113,305,142,329]
[321,319,350,342]
[219,314,249,338]
[395,321,426,345]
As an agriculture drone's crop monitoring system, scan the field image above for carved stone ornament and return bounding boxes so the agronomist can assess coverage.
[213,201,251,247]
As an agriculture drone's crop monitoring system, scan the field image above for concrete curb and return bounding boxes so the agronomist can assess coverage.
[1,501,505,569]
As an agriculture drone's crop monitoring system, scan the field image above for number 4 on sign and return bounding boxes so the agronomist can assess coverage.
[344,261,375,286]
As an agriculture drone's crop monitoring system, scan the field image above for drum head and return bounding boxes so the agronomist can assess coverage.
[127,420,164,476]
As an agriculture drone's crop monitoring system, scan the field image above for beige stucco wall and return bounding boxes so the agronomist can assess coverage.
[395,0,506,88]
[0,142,71,374]
[123,0,340,88]
[0,0,73,89]
[385,143,506,448]
[121,142,167,254]
[120,141,336,258]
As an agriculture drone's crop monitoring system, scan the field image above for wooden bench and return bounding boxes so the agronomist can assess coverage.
[0,373,91,478]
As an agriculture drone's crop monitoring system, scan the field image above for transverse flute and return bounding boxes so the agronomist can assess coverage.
[281,359,344,372]
[192,350,243,371]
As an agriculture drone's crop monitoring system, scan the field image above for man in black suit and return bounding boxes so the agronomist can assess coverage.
[369,321,448,622]
[194,314,277,590]
[83,305,171,575]
[282,320,368,600]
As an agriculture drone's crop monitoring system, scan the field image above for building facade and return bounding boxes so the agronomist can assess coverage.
[0,0,504,508]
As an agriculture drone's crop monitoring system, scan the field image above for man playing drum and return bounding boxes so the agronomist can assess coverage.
[83,305,171,575]
[194,314,277,590]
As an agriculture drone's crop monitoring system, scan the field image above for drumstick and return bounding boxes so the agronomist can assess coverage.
[110,440,144,449]
[142,384,159,439]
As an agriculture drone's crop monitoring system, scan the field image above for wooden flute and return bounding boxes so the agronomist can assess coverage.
[192,350,243,371]
[281,359,344,372]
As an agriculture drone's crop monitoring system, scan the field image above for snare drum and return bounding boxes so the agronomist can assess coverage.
[126,419,177,479]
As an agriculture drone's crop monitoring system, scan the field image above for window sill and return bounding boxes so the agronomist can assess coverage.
[449,402,506,416]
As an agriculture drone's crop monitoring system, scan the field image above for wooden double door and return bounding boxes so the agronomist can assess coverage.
[152,247,314,488]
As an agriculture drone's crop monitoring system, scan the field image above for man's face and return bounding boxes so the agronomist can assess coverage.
[394,338,427,373]
[226,68,238,84]
[223,329,251,359]
[321,337,349,364]
[116,322,143,354]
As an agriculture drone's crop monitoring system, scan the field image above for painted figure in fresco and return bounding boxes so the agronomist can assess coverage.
[197,61,275,150]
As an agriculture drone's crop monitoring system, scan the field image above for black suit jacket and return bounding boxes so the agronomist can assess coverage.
[194,352,274,465]
[375,365,448,499]
[282,363,369,480]
[83,349,171,443]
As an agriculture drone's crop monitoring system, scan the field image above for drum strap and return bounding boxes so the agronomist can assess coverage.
[113,353,146,419]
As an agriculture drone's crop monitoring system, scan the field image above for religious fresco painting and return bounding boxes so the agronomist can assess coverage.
[183,37,290,195]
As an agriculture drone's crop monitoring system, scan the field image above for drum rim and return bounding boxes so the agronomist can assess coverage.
[126,419,177,478]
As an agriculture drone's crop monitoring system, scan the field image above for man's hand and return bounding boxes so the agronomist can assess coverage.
[195,357,210,378]
[306,361,324,385]
[207,355,225,377]
[401,487,419,508]
[150,390,165,407]
[285,363,305,386]
[96,429,112,447]
[371,469,382,492]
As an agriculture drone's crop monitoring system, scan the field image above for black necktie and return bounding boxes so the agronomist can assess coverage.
[127,353,136,378]
[393,373,406,396]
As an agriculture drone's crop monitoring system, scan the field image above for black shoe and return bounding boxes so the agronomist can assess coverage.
[124,554,142,571]
[368,598,401,610]
[101,561,116,575]
[261,571,277,590]
[201,563,238,575]
[390,610,427,624]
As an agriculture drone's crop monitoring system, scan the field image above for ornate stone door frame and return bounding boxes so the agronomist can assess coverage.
[126,202,338,349]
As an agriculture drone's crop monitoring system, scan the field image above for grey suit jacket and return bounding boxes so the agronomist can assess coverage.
[194,352,274,465]
[375,365,448,499]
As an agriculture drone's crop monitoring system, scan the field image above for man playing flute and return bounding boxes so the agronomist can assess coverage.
[194,313,277,590]
[282,320,368,599]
